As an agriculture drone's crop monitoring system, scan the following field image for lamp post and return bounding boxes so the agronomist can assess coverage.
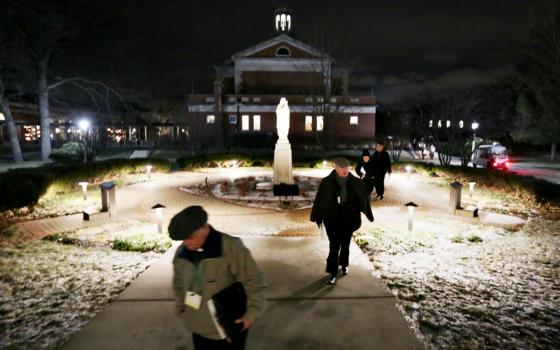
[78,119,90,163]
[151,203,166,234]
[145,165,153,179]
[471,121,479,155]
[78,181,89,201]
[404,202,418,232]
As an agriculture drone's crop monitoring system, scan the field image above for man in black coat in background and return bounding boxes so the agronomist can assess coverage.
[310,157,374,285]
[372,141,392,200]
[355,148,376,197]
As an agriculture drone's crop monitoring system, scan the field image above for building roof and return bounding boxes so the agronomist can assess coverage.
[230,34,326,59]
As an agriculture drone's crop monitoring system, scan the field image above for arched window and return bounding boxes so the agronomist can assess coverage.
[275,46,291,57]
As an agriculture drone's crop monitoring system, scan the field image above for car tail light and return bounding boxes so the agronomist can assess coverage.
[493,162,498,167]
[505,162,511,168]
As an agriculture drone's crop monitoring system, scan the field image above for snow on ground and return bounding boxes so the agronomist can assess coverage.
[0,240,161,349]
[358,218,560,349]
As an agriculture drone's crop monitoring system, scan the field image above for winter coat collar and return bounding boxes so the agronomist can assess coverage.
[178,226,222,263]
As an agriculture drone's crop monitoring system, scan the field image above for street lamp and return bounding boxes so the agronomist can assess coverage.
[151,203,166,234]
[78,119,90,163]
[78,181,89,200]
[471,121,479,155]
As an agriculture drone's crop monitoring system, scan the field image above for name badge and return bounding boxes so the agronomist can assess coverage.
[184,291,202,309]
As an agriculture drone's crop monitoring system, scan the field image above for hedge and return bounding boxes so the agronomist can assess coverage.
[0,158,172,211]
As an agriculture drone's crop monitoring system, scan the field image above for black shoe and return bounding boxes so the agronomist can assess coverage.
[326,275,337,285]
[341,266,349,275]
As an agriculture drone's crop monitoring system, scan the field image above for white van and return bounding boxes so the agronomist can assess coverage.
[472,143,511,170]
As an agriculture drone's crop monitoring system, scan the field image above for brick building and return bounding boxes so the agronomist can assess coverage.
[186,4,377,149]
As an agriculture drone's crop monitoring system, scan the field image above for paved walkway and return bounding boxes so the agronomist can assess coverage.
[61,237,422,350]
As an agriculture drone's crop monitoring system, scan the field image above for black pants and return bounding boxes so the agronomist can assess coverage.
[193,331,248,350]
[324,207,360,275]
[375,173,386,196]
[363,177,375,196]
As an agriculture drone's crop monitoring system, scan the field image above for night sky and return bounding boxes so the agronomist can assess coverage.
[102,0,555,105]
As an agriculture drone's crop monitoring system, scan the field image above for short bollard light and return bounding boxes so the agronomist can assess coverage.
[405,165,413,177]
[145,165,153,179]
[151,203,166,234]
[468,182,476,196]
[322,160,328,169]
[78,181,89,201]
[404,202,418,232]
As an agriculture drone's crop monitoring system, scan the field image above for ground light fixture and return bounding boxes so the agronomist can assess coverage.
[405,202,418,232]
[78,181,89,200]
[468,181,476,196]
[405,165,412,177]
[151,203,166,234]
[145,165,153,179]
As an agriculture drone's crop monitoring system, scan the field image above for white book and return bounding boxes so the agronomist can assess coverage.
[206,299,227,340]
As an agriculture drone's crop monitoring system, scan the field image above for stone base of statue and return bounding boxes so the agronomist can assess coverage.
[273,140,294,184]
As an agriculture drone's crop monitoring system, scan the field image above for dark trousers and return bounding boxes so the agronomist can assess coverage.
[324,220,354,275]
[375,173,386,196]
[193,331,248,350]
[363,177,375,196]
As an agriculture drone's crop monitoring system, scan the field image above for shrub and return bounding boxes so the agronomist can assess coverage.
[467,235,483,243]
[49,142,85,162]
[0,158,172,210]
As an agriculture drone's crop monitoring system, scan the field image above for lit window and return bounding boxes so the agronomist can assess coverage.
[438,120,442,128]
[253,115,261,131]
[205,96,215,103]
[350,116,359,125]
[305,116,313,131]
[229,115,237,124]
[429,120,433,128]
[207,115,215,124]
[241,97,249,102]
[316,116,324,131]
[446,120,451,128]
[459,120,464,128]
[350,98,359,103]
[330,97,337,103]
[317,97,324,103]
[0,113,5,121]
[305,97,313,103]
[228,97,237,103]
[242,115,249,131]
[253,97,261,102]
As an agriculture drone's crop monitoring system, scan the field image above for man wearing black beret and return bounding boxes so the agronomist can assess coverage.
[170,205,266,350]
[310,158,374,285]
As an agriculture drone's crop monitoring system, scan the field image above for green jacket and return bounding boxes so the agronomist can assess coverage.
[172,227,266,339]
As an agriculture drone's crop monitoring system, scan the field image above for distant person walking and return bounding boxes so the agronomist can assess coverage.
[355,148,376,197]
[311,157,374,285]
[372,142,392,200]
[170,205,266,350]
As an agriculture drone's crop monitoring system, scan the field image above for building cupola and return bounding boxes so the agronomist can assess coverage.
[274,2,292,34]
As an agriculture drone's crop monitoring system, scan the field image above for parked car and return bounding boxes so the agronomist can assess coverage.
[472,143,511,170]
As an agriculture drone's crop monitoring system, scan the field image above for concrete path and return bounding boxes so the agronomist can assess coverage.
[61,237,422,350]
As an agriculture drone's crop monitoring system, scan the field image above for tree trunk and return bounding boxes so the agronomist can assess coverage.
[551,142,557,161]
[38,60,51,161]
[0,97,23,163]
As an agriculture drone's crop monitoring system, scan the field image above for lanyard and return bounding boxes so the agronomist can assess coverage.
[192,253,201,290]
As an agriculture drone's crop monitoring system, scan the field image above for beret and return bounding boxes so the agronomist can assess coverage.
[168,206,208,240]
[333,157,351,168]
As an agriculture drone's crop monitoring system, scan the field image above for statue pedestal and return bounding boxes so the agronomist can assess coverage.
[273,140,294,184]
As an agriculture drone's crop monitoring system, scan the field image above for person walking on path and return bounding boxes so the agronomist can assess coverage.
[170,205,266,350]
[372,141,392,200]
[355,148,376,197]
[310,157,374,285]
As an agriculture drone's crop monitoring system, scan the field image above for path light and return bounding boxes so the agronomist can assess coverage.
[468,181,476,197]
[78,181,89,201]
[151,203,166,234]
[404,202,418,232]
[322,160,328,169]
[145,164,153,179]
[405,165,412,177]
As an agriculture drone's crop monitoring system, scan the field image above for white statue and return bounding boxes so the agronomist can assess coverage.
[276,97,290,141]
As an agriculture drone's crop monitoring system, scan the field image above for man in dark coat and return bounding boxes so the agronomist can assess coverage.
[371,141,392,200]
[310,157,374,285]
[355,148,376,196]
